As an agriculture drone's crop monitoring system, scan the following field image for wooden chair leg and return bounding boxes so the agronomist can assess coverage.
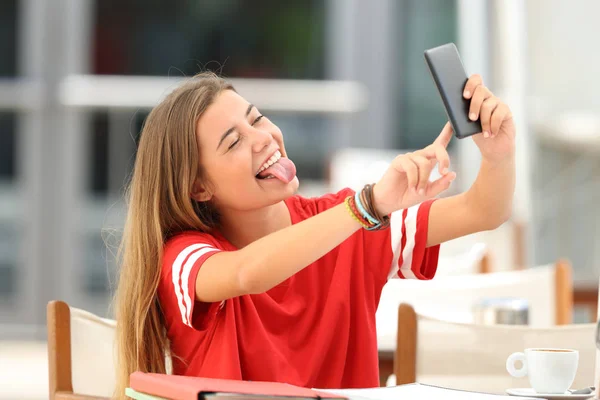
[394,303,417,385]
[479,251,492,274]
[573,286,598,322]
[555,259,573,325]
[48,301,73,400]
[378,357,394,387]
[55,394,108,400]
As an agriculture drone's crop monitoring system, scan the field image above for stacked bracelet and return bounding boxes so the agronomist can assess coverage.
[364,183,390,229]
[344,183,391,231]
[344,196,371,229]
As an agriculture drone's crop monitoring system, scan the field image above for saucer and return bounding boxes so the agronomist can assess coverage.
[506,388,595,399]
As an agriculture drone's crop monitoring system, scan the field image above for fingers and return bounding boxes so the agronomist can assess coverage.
[480,97,499,138]
[469,84,493,124]
[412,154,434,195]
[426,171,456,198]
[434,122,453,148]
[490,103,511,136]
[463,74,483,99]
[463,74,511,138]
[422,144,450,175]
[434,145,450,175]
[423,124,452,175]
[393,153,435,194]
[394,155,418,191]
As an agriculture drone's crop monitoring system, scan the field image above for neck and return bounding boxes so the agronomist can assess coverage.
[217,200,292,248]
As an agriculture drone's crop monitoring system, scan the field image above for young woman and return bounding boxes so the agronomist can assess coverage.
[115,72,515,397]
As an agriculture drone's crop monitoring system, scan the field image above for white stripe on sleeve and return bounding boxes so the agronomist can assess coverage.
[387,209,404,280]
[399,205,419,279]
[388,203,421,279]
[181,246,220,326]
[171,244,213,326]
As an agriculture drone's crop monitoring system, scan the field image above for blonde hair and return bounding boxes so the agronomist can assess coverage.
[114,72,234,399]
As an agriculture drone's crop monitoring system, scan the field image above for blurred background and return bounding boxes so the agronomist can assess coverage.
[2,0,600,398]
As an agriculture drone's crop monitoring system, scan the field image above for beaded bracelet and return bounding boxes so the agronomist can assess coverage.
[348,196,370,226]
[365,184,390,229]
[343,184,390,231]
[354,192,379,225]
[344,196,371,229]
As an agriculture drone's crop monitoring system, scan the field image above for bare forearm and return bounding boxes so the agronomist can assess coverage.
[427,155,515,247]
[237,203,361,293]
[467,155,515,227]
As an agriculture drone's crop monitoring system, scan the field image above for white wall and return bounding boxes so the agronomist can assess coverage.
[526,0,600,286]
[526,0,600,113]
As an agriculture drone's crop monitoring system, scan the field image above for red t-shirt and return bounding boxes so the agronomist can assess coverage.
[157,188,439,389]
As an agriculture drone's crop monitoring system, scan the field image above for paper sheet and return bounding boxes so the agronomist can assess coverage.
[316,383,538,400]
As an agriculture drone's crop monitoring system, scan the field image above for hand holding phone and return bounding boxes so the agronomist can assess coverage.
[424,43,482,139]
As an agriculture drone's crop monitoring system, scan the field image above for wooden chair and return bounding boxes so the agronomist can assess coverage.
[393,303,596,394]
[574,283,600,323]
[47,300,116,400]
[376,260,573,386]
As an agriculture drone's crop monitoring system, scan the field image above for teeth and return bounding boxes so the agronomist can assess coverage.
[257,151,282,174]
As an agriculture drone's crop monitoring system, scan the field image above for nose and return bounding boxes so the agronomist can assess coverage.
[250,126,272,153]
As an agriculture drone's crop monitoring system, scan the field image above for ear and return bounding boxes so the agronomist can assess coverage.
[191,179,213,202]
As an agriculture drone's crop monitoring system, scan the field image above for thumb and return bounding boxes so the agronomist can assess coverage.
[425,171,456,198]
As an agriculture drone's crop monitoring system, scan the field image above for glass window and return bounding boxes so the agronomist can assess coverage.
[89,112,110,195]
[395,0,457,149]
[0,112,19,301]
[84,111,133,296]
[0,113,16,180]
[93,0,326,79]
[83,231,119,296]
[0,223,18,300]
[0,0,18,77]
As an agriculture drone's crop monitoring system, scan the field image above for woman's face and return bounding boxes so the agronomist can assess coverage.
[195,90,299,211]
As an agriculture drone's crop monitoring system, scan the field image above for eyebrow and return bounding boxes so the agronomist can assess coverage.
[217,104,256,150]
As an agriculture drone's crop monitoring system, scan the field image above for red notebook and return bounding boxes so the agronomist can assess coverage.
[129,372,347,400]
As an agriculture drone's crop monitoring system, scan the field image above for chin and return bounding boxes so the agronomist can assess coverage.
[274,176,300,201]
[279,175,301,198]
[288,176,300,193]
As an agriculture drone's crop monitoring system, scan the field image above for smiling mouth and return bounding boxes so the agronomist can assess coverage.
[255,150,281,179]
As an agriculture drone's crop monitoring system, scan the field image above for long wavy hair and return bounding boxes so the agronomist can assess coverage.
[114,72,233,399]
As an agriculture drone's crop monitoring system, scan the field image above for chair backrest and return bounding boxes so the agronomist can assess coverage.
[377,260,573,353]
[395,303,596,395]
[436,242,490,276]
[47,300,117,400]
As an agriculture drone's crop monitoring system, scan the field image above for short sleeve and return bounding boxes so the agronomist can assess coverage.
[286,187,356,219]
[366,199,440,282]
[387,199,440,280]
[160,232,223,331]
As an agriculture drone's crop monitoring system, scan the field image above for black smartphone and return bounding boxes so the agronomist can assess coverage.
[424,43,482,139]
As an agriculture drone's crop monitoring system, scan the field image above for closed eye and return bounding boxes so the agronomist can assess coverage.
[228,136,241,150]
[252,115,264,126]
[226,115,263,151]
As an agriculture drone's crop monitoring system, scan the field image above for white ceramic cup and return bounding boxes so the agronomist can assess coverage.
[506,348,579,394]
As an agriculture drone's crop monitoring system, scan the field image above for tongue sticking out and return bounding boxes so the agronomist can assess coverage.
[257,157,297,183]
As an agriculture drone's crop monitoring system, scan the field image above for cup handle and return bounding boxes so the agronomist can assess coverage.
[506,352,528,378]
